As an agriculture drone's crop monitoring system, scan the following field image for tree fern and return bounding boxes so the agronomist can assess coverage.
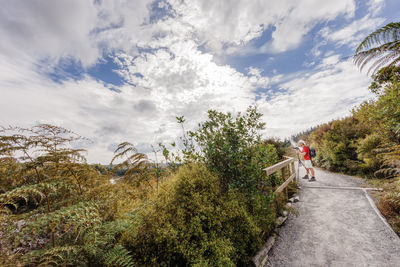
[356,22,400,53]
[374,143,400,178]
[354,22,400,74]
[110,142,151,187]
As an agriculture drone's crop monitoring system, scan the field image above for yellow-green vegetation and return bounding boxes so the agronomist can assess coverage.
[122,164,276,266]
[302,67,400,235]
[0,125,141,266]
[0,107,285,266]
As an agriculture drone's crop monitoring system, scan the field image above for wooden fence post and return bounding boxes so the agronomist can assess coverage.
[291,161,296,183]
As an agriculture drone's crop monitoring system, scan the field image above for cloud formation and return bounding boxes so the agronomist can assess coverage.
[0,0,385,163]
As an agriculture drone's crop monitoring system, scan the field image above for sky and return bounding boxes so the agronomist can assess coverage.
[0,0,399,163]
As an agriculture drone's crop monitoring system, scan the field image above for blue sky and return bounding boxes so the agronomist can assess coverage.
[0,0,399,163]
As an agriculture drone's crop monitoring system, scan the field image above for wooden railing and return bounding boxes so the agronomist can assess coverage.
[264,156,297,194]
[252,157,298,266]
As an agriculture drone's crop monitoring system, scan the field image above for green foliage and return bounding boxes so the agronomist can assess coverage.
[308,76,400,178]
[309,117,368,174]
[24,201,101,243]
[122,164,276,266]
[356,133,383,172]
[369,66,400,94]
[24,245,87,267]
[173,106,277,193]
[354,22,400,74]
[263,138,287,159]
[104,245,134,267]
[0,124,137,266]
[1,107,283,266]
[0,183,46,211]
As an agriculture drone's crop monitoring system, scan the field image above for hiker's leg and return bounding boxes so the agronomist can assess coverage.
[310,168,315,177]
[302,169,309,179]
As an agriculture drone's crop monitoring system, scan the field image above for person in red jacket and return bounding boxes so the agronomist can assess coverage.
[297,140,316,181]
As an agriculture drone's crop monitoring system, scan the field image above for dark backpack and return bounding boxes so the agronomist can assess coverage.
[309,147,316,158]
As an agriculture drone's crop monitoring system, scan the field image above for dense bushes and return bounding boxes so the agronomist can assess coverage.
[123,164,276,266]
[307,67,400,178]
[0,125,143,266]
[309,117,369,174]
[0,106,283,266]
[174,106,279,194]
[120,107,281,266]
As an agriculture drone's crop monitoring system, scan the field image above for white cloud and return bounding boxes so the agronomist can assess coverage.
[258,57,373,138]
[367,0,385,16]
[0,0,155,68]
[116,39,257,123]
[0,39,263,163]
[320,15,385,48]
[0,0,378,163]
[321,55,340,67]
[0,0,99,67]
[166,0,355,54]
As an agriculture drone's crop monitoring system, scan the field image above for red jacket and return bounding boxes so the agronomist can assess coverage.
[302,146,311,160]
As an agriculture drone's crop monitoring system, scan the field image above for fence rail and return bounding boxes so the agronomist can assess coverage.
[252,157,298,266]
[264,156,297,193]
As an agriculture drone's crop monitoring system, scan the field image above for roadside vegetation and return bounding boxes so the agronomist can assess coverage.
[298,22,400,235]
[0,107,289,266]
[299,66,400,235]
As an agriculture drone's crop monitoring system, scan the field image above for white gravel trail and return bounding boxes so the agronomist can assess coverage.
[266,167,400,267]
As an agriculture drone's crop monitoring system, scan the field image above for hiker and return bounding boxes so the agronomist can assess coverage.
[297,140,316,181]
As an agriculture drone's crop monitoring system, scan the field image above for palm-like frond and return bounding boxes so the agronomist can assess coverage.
[110,143,149,173]
[110,142,137,165]
[354,22,400,74]
[374,143,400,178]
[356,22,400,53]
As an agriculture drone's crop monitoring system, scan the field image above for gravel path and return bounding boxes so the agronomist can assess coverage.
[266,166,400,267]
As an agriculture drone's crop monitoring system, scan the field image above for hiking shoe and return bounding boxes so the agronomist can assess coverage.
[309,177,316,182]
[302,175,309,179]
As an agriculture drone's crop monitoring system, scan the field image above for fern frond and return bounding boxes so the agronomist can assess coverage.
[23,245,86,267]
[0,179,77,212]
[354,41,400,73]
[110,142,150,186]
[374,143,400,178]
[374,167,399,178]
[0,184,46,210]
[110,142,137,164]
[354,22,400,74]
[356,22,400,53]
[25,201,102,242]
[104,244,134,267]
[367,50,400,75]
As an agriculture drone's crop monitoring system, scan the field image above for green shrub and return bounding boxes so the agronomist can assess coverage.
[122,164,276,266]
[175,106,278,194]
